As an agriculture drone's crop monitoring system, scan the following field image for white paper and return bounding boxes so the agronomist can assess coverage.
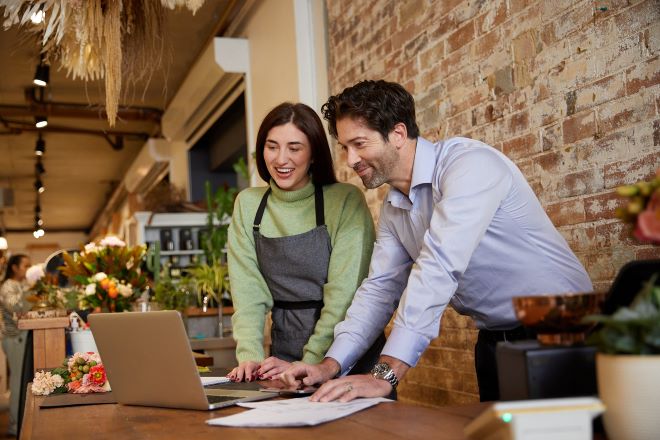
[207,397,392,427]
[201,376,231,386]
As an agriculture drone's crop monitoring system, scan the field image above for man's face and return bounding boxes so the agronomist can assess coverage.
[336,117,399,189]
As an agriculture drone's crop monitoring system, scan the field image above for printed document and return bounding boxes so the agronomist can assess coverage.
[207,397,392,427]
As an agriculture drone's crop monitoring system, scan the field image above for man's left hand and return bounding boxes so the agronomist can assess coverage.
[309,374,391,403]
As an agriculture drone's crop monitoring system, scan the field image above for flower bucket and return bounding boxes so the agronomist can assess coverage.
[69,329,98,354]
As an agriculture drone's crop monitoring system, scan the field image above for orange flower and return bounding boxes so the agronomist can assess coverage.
[107,287,118,298]
[89,365,106,386]
[99,278,110,290]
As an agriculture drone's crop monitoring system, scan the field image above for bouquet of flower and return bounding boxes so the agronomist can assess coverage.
[61,236,148,312]
[25,264,67,309]
[31,352,111,396]
[615,168,660,244]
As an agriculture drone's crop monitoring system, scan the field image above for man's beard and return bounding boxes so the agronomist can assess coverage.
[353,144,399,189]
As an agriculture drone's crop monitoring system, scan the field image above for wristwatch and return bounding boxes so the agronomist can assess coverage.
[370,362,399,389]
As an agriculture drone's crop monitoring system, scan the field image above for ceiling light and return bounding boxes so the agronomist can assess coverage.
[35,178,45,193]
[35,159,45,175]
[0,236,7,250]
[30,8,44,25]
[33,227,45,239]
[35,204,41,214]
[35,116,47,128]
[35,135,46,156]
[33,63,49,87]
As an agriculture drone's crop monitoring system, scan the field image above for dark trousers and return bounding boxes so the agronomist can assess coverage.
[474,326,535,402]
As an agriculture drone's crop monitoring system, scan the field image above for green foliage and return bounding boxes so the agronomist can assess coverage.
[585,274,660,355]
[152,277,191,311]
[50,366,71,394]
[184,262,229,306]
[202,181,236,264]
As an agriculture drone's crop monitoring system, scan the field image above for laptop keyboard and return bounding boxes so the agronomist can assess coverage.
[207,395,244,405]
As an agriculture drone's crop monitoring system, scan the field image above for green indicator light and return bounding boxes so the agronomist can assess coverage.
[501,413,513,423]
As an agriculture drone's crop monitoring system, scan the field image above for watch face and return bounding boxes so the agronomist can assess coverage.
[372,363,390,377]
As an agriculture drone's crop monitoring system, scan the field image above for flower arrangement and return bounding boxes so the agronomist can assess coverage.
[615,168,660,244]
[31,352,110,396]
[61,236,148,312]
[25,263,67,309]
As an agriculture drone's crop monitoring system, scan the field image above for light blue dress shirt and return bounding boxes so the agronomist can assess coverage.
[326,137,593,373]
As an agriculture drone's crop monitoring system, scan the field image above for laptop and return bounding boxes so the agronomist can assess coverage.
[88,310,277,410]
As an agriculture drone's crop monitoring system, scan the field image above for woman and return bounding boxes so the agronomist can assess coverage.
[227,102,381,382]
[0,254,32,436]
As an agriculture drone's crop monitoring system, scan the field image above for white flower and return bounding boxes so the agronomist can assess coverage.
[100,236,126,247]
[83,242,99,254]
[25,264,45,287]
[117,283,133,298]
[93,272,107,282]
[85,284,96,296]
[31,371,64,396]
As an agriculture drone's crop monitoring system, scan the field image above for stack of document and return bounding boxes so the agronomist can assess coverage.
[208,397,392,427]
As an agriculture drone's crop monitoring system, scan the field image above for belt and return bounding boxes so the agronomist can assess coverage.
[479,326,535,342]
[273,299,324,310]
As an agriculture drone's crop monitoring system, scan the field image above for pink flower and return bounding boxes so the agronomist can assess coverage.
[634,190,660,244]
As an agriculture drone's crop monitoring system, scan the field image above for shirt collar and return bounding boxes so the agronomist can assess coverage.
[386,137,435,208]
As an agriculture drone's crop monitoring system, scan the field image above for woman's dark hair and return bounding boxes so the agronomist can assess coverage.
[322,80,420,141]
[3,254,27,282]
[255,102,337,186]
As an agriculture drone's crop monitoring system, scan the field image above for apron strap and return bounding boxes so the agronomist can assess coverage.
[273,299,324,310]
[253,185,325,231]
[253,187,272,231]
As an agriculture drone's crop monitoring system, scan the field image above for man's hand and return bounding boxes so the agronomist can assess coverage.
[257,357,291,380]
[310,374,391,402]
[279,358,340,388]
[227,360,261,382]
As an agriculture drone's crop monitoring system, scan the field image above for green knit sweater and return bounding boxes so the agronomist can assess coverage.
[228,179,375,364]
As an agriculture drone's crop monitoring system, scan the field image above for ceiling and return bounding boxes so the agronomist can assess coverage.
[0,0,239,236]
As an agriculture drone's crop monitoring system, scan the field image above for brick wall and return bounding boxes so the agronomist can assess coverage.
[326,0,660,407]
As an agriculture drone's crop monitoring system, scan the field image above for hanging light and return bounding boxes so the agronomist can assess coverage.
[35,178,45,193]
[35,135,46,156]
[0,236,7,250]
[33,63,49,87]
[35,116,48,128]
[35,215,43,227]
[35,158,45,175]
[33,227,45,239]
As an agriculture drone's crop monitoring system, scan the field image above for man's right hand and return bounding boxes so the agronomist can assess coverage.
[227,360,261,382]
[279,357,341,388]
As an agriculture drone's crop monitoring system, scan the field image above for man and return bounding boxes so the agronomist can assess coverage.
[281,80,592,402]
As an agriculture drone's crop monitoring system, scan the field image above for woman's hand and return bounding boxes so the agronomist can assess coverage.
[227,360,261,382]
[257,357,291,380]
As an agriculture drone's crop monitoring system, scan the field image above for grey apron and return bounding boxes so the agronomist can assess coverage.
[253,185,385,369]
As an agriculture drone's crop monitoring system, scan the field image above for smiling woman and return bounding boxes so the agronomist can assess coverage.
[227,102,384,384]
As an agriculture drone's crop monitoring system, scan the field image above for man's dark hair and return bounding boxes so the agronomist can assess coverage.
[255,102,337,186]
[321,80,420,141]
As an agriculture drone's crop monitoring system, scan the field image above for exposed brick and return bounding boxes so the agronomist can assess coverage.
[545,198,586,226]
[475,0,508,34]
[583,248,637,282]
[502,133,539,160]
[541,124,562,151]
[654,120,660,146]
[471,28,500,61]
[420,40,445,71]
[575,73,626,113]
[563,110,597,144]
[584,190,627,222]
[636,247,660,260]
[626,56,660,95]
[604,151,660,188]
[557,168,604,198]
[597,92,656,136]
[447,20,475,53]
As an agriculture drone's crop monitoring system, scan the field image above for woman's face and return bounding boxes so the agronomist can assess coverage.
[13,257,31,281]
[263,122,313,191]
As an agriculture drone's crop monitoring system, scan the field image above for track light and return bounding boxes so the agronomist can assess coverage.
[33,63,49,87]
[35,135,45,156]
[35,116,47,128]
[33,227,45,239]
[35,215,43,227]
[35,178,45,193]
[35,158,45,175]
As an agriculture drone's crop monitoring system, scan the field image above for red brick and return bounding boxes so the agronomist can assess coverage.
[574,73,626,113]
[507,110,530,136]
[557,168,604,198]
[562,110,597,144]
[545,199,586,226]
[434,0,464,17]
[475,0,507,34]
[447,20,475,53]
[597,94,656,136]
[636,247,660,260]
[584,190,627,222]
[420,40,445,71]
[603,151,660,188]
[471,28,500,60]
[509,0,535,15]
[502,133,539,160]
[626,56,660,95]
[583,248,636,282]
[541,124,562,151]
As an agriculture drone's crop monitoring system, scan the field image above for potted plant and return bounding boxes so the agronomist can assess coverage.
[583,170,660,440]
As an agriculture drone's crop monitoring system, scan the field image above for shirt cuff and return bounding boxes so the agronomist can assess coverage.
[381,326,430,368]
[325,336,363,376]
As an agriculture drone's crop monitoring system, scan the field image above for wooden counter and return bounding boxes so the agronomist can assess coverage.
[20,389,486,439]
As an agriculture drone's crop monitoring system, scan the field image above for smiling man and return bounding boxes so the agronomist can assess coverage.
[280,80,593,403]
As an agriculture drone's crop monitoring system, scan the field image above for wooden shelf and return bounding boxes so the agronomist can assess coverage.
[183,306,234,317]
[160,249,204,256]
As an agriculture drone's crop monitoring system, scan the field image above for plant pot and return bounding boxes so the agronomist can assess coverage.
[596,353,660,440]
